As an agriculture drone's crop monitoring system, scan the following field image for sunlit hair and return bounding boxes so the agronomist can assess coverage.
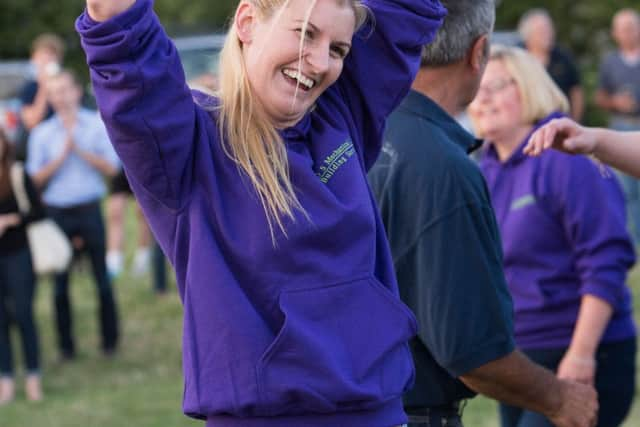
[489,44,568,125]
[215,0,368,241]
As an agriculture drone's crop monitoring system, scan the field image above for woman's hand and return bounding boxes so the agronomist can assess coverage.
[524,118,598,157]
[557,352,596,385]
[86,0,136,22]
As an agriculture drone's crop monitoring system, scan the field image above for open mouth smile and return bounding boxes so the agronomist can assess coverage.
[282,68,316,91]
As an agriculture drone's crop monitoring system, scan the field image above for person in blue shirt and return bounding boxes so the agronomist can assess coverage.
[368,2,597,427]
[26,69,121,360]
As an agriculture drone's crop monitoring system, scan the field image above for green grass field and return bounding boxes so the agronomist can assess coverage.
[1,217,639,426]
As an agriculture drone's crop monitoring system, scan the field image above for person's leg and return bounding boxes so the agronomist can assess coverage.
[106,192,127,278]
[83,205,120,353]
[7,248,41,399]
[0,259,15,403]
[132,201,152,276]
[152,241,167,294]
[593,339,636,427]
[48,208,76,359]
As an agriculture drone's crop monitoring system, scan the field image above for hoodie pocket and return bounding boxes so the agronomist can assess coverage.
[256,275,417,416]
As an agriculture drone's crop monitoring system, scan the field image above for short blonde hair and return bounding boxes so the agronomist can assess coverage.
[490,44,568,124]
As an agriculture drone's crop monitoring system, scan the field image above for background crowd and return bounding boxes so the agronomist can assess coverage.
[0,1,639,427]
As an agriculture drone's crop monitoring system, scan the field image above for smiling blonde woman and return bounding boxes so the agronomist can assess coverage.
[77,0,446,426]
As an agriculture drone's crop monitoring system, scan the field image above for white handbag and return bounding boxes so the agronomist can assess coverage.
[9,163,72,275]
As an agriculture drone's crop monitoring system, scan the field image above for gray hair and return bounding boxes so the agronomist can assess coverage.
[421,0,495,66]
[517,9,552,41]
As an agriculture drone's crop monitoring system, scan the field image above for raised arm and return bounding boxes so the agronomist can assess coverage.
[337,0,445,169]
[86,0,136,22]
[77,0,202,210]
[525,118,640,178]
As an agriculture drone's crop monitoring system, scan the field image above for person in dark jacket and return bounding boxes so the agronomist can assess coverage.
[0,128,45,404]
[369,2,597,427]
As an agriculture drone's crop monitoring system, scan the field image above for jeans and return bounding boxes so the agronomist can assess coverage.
[500,338,636,427]
[47,203,119,355]
[152,242,167,293]
[0,246,40,375]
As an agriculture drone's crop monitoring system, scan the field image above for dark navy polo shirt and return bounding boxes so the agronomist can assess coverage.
[368,90,515,408]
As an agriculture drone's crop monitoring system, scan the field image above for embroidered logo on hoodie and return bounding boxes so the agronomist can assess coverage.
[510,194,536,211]
[317,141,356,183]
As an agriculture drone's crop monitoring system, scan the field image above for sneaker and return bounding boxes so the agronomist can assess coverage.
[106,251,123,279]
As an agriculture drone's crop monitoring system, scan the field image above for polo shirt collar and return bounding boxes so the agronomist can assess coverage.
[398,89,484,155]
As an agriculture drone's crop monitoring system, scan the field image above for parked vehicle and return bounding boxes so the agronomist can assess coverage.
[0,61,30,143]
[173,33,225,93]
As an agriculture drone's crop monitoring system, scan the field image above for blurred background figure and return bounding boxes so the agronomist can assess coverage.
[26,69,120,361]
[17,33,65,162]
[596,8,640,247]
[518,9,584,122]
[469,45,637,427]
[105,170,152,280]
[0,128,44,405]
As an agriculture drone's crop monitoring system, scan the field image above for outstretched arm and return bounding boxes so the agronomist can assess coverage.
[524,118,640,178]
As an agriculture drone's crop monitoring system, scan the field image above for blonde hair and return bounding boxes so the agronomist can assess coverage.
[216,0,368,240]
[31,33,65,59]
[489,44,569,124]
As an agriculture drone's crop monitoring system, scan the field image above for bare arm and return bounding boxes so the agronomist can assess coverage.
[86,0,136,21]
[20,86,50,130]
[460,350,598,427]
[75,147,119,177]
[557,295,613,385]
[31,137,72,189]
[524,117,640,178]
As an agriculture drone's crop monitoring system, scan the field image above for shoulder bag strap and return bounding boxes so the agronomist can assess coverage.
[9,162,31,214]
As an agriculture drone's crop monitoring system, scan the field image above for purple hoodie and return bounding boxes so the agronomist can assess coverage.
[480,113,636,351]
[76,1,446,426]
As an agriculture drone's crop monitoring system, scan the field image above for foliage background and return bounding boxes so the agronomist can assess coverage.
[2,0,640,124]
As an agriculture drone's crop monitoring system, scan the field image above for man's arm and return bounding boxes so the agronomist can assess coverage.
[75,147,119,177]
[460,350,597,427]
[20,84,50,130]
[30,136,72,189]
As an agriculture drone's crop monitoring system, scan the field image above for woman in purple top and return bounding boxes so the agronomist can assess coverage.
[469,45,637,427]
[77,0,446,425]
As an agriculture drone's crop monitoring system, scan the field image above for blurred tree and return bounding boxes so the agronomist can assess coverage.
[1,0,639,124]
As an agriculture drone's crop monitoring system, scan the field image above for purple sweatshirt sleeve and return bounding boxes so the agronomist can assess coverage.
[76,0,198,210]
[552,155,636,308]
[338,0,446,170]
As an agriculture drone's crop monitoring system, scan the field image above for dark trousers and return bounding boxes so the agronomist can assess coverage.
[408,402,464,427]
[0,246,40,375]
[47,202,119,355]
[152,242,167,293]
[500,338,637,427]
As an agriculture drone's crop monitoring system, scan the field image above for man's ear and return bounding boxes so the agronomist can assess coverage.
[235,1,256,44]
[469,34,490,72]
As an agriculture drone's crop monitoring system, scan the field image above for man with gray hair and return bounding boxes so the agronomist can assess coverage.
[368,1,597,426]
[518,9,584,121]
